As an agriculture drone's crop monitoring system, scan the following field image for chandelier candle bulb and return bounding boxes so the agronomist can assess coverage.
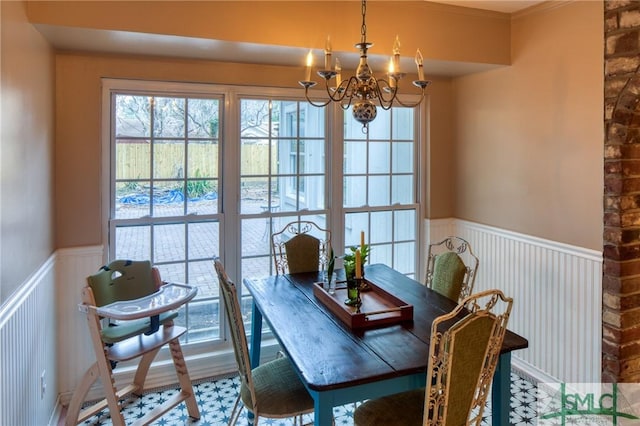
[305,50,313,81]
[415,49,425,81]
[335,58,342,87]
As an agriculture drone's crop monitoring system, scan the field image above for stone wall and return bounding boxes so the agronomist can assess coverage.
[603,0,640,382]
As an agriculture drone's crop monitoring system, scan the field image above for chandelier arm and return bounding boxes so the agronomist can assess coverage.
[339,97,354,110]
[304,76,363,108]
[344,76,360,98]
[373,78,399,107]
[324,77,356,103]
[303,87,334,108]
[391,88,427,108]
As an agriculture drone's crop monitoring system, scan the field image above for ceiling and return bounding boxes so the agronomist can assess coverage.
[34,1,546,78]
[430,0,544,13]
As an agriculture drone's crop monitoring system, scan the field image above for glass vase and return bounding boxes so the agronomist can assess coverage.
[344,262,360,306]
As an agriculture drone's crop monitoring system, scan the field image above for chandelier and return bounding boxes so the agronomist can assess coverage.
[299,0,431,133]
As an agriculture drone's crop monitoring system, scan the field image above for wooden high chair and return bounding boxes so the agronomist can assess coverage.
[65,260,200,426]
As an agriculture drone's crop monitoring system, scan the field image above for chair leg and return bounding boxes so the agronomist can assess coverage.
[77,287,126,426]
[132,347,162,396]
[96,351,127,426]
[65,363,99,426]
[168,337,201,419]
[228,394,242,426]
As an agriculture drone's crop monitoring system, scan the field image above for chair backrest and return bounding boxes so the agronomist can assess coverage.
[425,289,513,426]
[272,220,331,274]
[214,259,257,410]
[425,236,479,302]
[87,259,159,307]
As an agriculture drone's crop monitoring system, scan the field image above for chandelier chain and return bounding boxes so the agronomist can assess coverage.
[361,0,367,44]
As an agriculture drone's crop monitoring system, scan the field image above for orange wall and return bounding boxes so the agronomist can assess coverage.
[0,1,55,303]
[453,1,603,250]
[425,77,456,218]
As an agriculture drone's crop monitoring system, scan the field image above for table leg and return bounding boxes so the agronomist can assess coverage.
[249,301,263,369]
[492,351,512,425]
[246,302,264,425]
[312,392,333,426]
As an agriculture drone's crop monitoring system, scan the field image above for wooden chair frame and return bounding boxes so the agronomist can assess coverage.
[214,259,314,425]
[425,289,513,425]
[271,220,331,275]
[353,289,513,426]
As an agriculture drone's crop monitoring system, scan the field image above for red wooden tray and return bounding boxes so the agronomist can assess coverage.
[313,279,413,330]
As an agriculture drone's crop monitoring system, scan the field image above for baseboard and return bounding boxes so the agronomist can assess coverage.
[512,356,561,384]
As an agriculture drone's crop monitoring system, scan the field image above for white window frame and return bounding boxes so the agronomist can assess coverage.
[101,78,427,362]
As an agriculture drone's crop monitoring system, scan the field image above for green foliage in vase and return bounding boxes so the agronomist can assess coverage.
[343,244,370,281]
[327,248,335,280]
[343,244,370,264]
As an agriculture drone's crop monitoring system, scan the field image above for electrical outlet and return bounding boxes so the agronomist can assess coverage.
[40,370,46,399]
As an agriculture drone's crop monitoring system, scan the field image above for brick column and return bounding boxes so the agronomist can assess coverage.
[603,0,640,382]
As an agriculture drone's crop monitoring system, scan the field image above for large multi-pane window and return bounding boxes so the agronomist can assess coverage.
[238,99,327,320]
[104,79,422,350]
[107,85,222,344]
[344,107,419,278]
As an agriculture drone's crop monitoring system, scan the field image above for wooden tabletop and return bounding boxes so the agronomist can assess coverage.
[243,263,528,392]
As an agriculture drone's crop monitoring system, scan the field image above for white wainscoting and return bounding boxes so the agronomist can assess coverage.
[1,227,603,425]
[55,245,105,402]
[426,219,603,384]
[0,255,58,426]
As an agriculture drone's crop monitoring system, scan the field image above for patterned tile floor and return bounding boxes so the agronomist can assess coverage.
[80,371,541,425]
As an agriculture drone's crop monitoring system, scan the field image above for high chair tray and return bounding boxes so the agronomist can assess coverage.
[95,283,197,320]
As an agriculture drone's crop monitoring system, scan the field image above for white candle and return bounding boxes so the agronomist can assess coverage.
[355,249,362,279]
[305,50,313,81]
[388,57,396,89]
[415,49,425,81]
[393,35,401,73]
[324,36,332,70]
[335,57,342,88]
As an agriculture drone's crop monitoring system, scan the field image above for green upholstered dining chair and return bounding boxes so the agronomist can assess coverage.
[271,220,331,274]
[214,259,315,425]
[353,289,513,426]
[425,236,479,302]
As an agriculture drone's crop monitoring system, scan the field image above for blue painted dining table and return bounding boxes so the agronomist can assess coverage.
[243,263,528,426]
